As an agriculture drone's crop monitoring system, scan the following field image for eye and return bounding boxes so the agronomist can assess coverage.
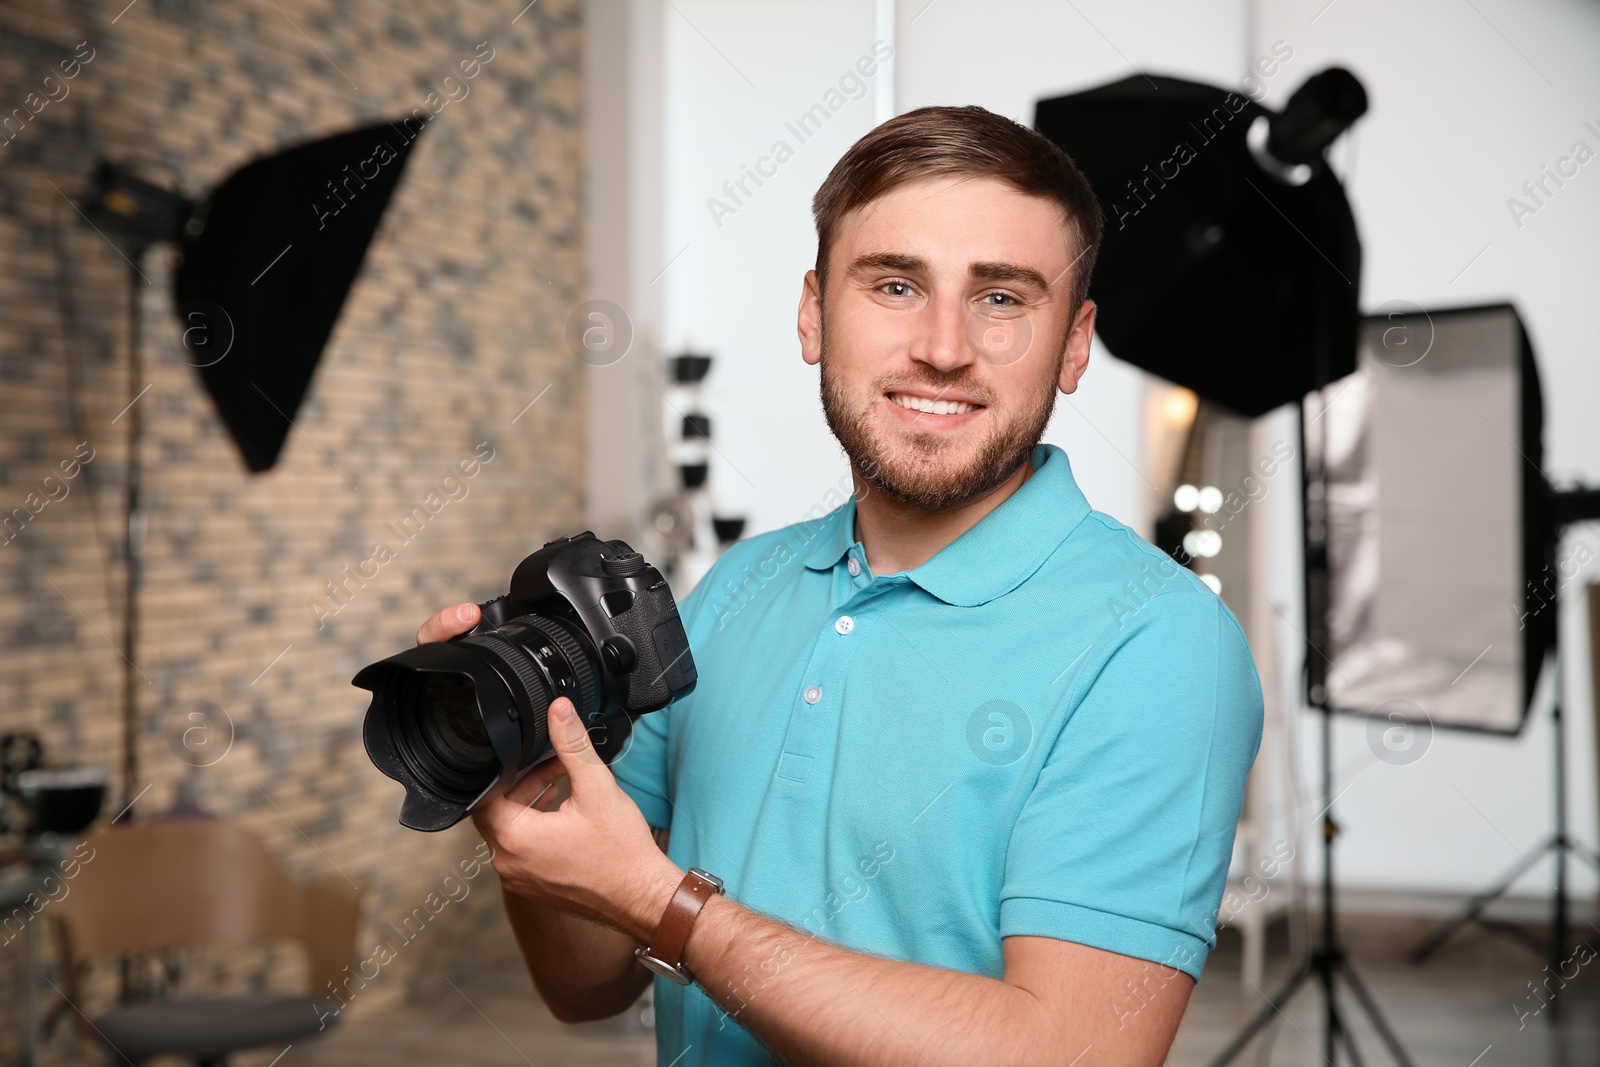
[879,280,916,298]
[979,291,1019,308]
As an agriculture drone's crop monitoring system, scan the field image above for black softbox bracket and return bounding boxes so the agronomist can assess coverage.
[1036,74,1360,417]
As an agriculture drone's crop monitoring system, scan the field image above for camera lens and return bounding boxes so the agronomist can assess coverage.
[420,674,495,774]
[467,618,598,733]
[396,672,500,801]
[368,615,596,826]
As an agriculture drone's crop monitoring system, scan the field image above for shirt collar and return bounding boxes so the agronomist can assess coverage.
[800,498,857,572]
[802,444,1093,606]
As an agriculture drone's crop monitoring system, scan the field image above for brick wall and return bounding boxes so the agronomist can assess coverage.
[0,0,585,1056]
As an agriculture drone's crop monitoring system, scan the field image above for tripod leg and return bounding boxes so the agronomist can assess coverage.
[1324,959,1339,1067]
[1203,960,1314,1067]
[1571,841,1600,874]
[1474,918,1547,956]
[1339,960,1416,1067]
[1409,841,1553,962]
[1336,1015,1370,1067]
[1551,674,1569,1019]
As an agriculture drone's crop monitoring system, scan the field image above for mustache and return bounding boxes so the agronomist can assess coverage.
[872,370,995,406]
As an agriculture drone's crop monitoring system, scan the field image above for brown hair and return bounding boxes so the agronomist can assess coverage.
[811,105,1104,313]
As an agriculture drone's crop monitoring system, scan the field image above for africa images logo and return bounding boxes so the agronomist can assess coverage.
[965,700,1032,767]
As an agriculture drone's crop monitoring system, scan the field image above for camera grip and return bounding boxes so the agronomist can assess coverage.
[611,584,696,709]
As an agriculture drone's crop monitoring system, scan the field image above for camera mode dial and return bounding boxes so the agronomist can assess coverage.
[600,551,647,576]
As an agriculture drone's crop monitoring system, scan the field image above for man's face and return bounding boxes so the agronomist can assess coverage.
[799,175,1096,512]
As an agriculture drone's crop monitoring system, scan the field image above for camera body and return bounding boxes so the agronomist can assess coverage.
[355,532,696,831]
[488,530,697,719]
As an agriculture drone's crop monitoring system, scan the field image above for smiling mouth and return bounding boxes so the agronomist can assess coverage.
[887,392,982,416]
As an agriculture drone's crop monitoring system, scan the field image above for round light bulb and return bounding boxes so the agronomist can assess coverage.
[1197,486,1224,514]
[1200,573,1222,595]
[1173,484,1200,513]
[1162,389,1198,426]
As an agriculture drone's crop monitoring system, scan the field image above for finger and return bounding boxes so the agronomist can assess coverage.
[530,776,571,813]
[504,755,570,808]
[479,749,574,836]
[475,785,547,835]
[545,697,611,791]
[416,602,480,646]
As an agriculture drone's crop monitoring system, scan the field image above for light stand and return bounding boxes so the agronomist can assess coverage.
[1205,299,1415,1067]
[117,259,144,822]
[1205,659,1416,1066]
[1206,69,1415,1064]
[1409,488,1600,1009]
[82,163,185,823]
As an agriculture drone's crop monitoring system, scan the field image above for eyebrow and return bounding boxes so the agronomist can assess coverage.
[970,261,1051,293]
[847,252,928,276]
[846,252,1052,294]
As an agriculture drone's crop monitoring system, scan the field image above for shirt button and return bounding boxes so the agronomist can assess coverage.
[834,615,855,635]
[847,558,861,577]
[803,685,822,704]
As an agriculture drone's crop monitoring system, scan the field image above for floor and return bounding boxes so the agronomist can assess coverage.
[1172,912,1600,1067]
[267,913,1599,1067]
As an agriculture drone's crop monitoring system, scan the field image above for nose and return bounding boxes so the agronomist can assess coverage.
[908,291,977,375]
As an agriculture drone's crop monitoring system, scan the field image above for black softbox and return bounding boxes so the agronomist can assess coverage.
[174,120,423,472]
[1036,74,1360,417]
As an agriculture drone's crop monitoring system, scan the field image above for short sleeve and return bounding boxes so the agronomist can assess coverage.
[999,590,1263,979]
[610,557,720,832]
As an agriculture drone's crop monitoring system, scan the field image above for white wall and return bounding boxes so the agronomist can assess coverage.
[622,0,1600,901]
[659,0,879,541]
[585,0,670,542]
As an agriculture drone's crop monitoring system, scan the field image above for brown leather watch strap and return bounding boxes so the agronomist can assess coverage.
[639,868,723,982]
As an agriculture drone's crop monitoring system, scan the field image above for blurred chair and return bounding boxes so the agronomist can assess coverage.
[50,817,362,1066]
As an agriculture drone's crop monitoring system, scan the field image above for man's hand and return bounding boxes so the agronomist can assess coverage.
[416,601,481,645]
[413,602,672,1021]
[471,693,683,940]
[419,601,681,937]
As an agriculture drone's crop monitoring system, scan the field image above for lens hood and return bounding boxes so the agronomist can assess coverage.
[355,640,543,831]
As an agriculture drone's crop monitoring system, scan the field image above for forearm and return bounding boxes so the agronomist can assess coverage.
[681,898,1058,1067]
[503,888,650,1022]
[473,703,1189,1062]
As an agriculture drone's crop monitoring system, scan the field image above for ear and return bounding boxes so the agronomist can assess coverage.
[799,269,824,366]
[1057,300,1096,395]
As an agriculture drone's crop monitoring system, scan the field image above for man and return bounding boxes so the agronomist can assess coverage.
[419,106,1262,1066]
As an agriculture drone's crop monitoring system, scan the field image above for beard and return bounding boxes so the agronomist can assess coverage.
[820,343,1059,513]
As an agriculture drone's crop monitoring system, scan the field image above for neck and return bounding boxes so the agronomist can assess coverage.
[851,454,1036,575]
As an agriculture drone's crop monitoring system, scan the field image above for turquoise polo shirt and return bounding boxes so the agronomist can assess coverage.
[613,444,1263,1066]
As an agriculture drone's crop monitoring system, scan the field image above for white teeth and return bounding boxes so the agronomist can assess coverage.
[889,393,977,415]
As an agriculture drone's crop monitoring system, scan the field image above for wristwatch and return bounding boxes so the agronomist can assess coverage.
[635,867,725,984]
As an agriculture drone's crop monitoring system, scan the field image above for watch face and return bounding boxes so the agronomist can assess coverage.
[635,947,691,985]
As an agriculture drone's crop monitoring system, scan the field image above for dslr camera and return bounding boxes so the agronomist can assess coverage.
[355,532,697,831]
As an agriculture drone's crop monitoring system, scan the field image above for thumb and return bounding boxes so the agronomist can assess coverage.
[546,696,610,790]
